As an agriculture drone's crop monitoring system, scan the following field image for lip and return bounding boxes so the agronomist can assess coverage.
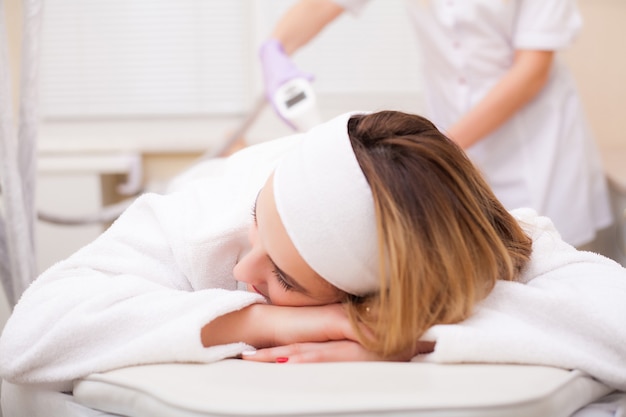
[251,285,267,299]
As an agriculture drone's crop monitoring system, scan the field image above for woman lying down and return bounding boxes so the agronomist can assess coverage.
[1,111,625,395]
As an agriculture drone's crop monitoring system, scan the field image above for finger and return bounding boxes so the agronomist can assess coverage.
[287,342,380,363]
[241,341,381,363]
[240,343,324,363]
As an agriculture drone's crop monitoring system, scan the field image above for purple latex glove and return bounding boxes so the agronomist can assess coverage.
[259,39,314,127]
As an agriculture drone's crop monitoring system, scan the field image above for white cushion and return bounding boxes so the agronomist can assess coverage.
[72,360,613,417]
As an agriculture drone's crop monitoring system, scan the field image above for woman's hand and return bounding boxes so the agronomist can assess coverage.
[241,340,436,363]
[241,341,381,363]
[203,301,437,363]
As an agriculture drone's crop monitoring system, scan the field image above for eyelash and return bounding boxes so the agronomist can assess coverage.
[251,203,257,223]
[273,268,294,292]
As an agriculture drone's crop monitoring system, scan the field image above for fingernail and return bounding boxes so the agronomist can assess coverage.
[241,350,257,356]
[275,357,289,363]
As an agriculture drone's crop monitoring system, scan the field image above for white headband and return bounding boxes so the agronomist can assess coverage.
[273,112,379,296]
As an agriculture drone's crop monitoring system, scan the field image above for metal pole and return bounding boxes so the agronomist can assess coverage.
[0,0,42,306]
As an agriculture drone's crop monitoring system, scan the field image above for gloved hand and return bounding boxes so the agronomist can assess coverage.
[259,39,314,128]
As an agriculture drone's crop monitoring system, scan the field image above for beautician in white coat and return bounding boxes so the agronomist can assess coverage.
[260,0,613,248]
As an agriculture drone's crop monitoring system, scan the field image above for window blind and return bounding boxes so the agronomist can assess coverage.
[40,0,250,118]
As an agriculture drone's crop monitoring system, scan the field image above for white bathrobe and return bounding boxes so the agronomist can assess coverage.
[1,135,625,393]
[0,135,299,392]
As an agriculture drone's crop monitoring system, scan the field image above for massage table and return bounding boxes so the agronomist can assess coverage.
[2,360,619,417]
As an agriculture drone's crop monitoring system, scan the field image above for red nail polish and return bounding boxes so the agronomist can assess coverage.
[275,357,289,363]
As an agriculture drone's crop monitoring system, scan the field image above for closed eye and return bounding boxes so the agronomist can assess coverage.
[268,257,307,294]
[274,267,294,291]
[251,200,257,224]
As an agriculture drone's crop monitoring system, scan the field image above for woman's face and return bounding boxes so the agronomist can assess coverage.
[233,174,344,307]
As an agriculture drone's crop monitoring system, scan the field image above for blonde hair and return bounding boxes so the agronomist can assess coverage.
[344,111,532,358]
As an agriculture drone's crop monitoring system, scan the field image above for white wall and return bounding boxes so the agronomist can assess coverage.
[563,0,626,149]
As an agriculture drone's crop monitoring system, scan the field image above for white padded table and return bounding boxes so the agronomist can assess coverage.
[70,360,613,417]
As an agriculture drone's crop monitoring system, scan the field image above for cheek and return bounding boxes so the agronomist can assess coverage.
[269,293,304,307]
[268,288,332,307]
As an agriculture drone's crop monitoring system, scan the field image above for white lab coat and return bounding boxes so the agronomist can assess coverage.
[334,0,613,246]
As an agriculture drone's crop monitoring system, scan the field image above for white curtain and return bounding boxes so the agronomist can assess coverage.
[0,0,43,307]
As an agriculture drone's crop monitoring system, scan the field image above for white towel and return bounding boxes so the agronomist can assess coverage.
[417,208,626,391]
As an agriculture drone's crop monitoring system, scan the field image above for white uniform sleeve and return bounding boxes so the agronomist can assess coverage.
[0,136,299,391]
[514,0,582,50]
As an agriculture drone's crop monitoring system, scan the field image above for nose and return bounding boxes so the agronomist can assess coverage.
[232,247,265,287]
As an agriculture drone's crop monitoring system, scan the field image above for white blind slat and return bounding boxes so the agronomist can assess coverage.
[41,0,249,118]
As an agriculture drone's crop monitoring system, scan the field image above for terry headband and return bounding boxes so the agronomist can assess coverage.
[273,112,380,296]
